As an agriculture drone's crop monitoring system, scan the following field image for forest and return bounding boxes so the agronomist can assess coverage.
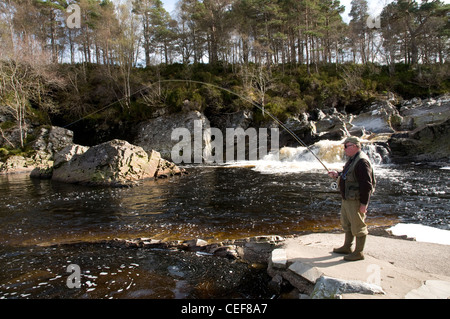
[0,0,449,148]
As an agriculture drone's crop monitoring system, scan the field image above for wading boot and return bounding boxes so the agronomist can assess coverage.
[333,232,354,254]
[344,235,366,261]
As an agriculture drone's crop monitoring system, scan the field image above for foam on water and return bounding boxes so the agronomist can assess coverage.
[225,138,389,174]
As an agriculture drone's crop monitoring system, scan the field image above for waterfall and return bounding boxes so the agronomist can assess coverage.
[244,138,391,174]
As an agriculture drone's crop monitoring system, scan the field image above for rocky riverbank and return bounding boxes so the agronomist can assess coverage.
[1,94,449,179]
[132,227,450,299]
[130,93,450,164]
[37,225,450,299]
[0,125,186,186]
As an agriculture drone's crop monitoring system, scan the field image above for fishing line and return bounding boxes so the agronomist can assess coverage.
[63,79,331,173]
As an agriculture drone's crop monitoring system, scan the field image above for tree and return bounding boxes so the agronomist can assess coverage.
[113,0,141,108]
[177,0,207,63]
[35,0,68,63]
[132,0,176,66]
[349,0,369,63]
[133,0,153,67]
[201,0,234,64]
[381,0,449,67]
[148,0,176,64]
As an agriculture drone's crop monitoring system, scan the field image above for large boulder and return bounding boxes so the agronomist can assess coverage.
[314,110,350,141]
[1,126,76,175]
[280,113,316,146]
[282,110,350,147]
[51,139,185,187]
[398,95,450,131]
[32,126,74,156]
[133,111,211,161]
[349,100,400,134]
[388,119,450,163]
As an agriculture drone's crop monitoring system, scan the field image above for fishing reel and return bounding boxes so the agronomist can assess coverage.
[330,182,338,191]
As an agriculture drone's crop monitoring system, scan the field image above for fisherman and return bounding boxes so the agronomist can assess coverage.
[328,136,376,261]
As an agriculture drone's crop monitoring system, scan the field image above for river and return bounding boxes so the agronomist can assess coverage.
[0,143,448,299]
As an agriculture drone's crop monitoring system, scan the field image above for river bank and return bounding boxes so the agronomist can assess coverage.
[23,223,450,300]
[108,224,450,299]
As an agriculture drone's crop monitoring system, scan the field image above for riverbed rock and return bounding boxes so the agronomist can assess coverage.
[349,100,400,134]
[388,119,450,163]
[31,144,90,179]
[32,126,74,156]
[311,275,385,299]
[0,125,77,175]
[0,155,35,174]
[134,110,211,161]
[51,139,185,187]
[398,94,450,130]
[315,114,349,141]
[53,144,90,168]
[281,112,349,146]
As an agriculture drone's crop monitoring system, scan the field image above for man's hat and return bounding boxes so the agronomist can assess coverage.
[343,136,361,146]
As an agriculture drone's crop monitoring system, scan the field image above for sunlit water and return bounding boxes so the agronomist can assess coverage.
[0,142,448,299]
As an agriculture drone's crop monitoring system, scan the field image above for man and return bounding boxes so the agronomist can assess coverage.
[328,136,376,261]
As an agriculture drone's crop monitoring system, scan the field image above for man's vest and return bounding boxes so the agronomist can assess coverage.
[339,151,376,201]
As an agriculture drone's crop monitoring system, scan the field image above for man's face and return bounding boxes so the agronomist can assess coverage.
[344,143,360,157]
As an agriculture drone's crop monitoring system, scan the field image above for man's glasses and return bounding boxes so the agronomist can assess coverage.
[344,143,355,149]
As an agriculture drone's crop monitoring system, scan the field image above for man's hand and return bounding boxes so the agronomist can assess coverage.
[359,204,367,214]
[328,171,339,179]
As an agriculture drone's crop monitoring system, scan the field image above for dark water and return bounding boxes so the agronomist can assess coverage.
[0,164,448,299]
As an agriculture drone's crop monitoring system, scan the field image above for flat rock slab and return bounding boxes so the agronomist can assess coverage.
[271,248,288,269]
[405,280,450,299]
[272,233,450,299]
[288,261,323,283]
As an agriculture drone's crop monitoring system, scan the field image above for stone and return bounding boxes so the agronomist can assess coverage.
[185,239,208,248]
[350,100,399,134]
[32,126,74,155]
[288,261,324,284]
[0,155,34,174]
[405,280,450,299]
[30,165,53,179]
[51,139,184,187]
[388,119,450,162]
[250,235,285,243]
[134,111,211,161]
[271,249,287,269]
[399,94,450,130]
[53,144,90,168]
[311,275,385,299]
[268,274,284,294]
[211,245,238,258]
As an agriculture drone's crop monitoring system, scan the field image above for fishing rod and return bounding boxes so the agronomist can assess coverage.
[63,79,331,173]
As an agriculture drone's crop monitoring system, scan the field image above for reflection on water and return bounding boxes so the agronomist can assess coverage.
[0,162,448,298]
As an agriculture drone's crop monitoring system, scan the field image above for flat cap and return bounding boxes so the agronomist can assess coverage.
[343,136,361,146]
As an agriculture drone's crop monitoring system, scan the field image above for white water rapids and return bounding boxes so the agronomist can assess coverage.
[223,138,388,174]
